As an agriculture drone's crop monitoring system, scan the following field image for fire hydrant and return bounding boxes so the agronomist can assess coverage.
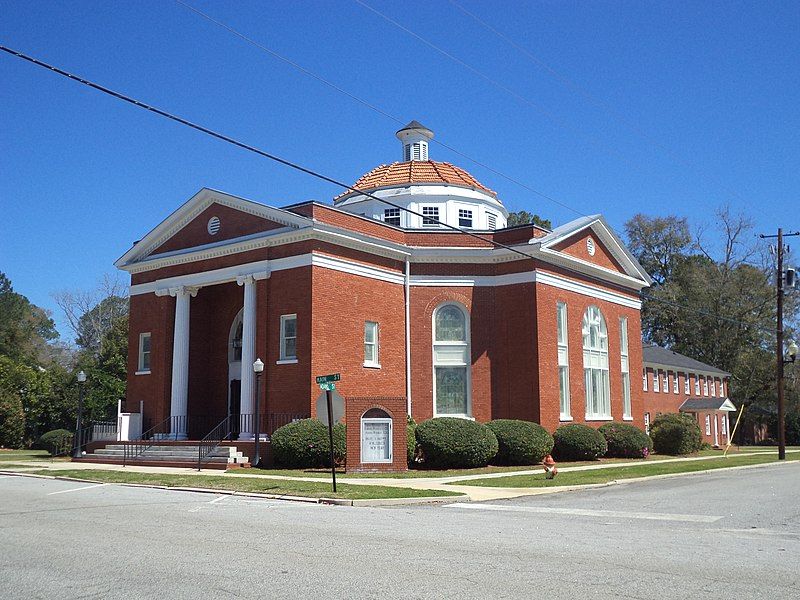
[543,454,558,479]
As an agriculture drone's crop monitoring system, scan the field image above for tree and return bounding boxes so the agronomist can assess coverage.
[624,214,691,286]
[0,388,25,448]
[0,272,58,362]
[507,211,552,230]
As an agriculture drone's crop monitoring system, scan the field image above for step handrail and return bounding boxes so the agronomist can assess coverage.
[124,415,186,466]
[197,415,232,471]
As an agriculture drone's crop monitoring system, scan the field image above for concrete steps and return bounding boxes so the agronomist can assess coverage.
[76,443,249,470]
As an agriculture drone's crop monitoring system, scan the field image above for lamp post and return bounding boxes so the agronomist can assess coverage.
[252,358,264,468]
[73,371,86,458]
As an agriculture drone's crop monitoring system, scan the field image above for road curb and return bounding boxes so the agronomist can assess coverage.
[0,470,468,506]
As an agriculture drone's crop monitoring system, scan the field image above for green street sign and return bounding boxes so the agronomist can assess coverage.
[319,382,336,391]
[315,373,341,384]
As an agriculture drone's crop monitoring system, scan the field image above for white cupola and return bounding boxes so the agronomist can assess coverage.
[396,120,434,162]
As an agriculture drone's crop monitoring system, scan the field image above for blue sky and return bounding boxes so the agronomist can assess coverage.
[1,1,798,339]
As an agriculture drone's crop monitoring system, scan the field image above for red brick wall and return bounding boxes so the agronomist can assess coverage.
[552,230,625,273]
[345,397,408,473]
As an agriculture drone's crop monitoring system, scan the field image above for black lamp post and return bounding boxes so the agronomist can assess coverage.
[73,370,86,458]
[253,358,264,468]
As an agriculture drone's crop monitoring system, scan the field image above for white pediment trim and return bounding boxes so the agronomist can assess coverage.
[114,188,313,269]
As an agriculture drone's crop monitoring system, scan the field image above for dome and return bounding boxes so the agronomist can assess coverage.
[334,160,497,203]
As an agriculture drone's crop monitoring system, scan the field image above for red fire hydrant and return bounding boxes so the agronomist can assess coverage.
[543,454,558,479]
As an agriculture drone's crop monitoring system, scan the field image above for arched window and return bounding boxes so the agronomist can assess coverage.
[582,305,610,419]
[229,309,243,363]
[432,303,471,416]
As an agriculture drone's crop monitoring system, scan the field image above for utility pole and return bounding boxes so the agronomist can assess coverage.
[760,228,799,460]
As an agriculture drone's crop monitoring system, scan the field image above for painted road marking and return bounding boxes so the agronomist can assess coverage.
[208,495,227,504]
[47,483,107,496]
[446,503,723,523]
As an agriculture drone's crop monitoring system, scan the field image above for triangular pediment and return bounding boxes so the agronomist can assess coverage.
[530,215,652,288]
[115,188,312,269]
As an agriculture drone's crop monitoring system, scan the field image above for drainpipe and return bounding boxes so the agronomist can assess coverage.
[405,258,412,417]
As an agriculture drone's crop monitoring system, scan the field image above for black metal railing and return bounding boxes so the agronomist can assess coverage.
[234,412,309,439]
[197,415,231,471]
[53,420,119,459]
[123,415,187,466]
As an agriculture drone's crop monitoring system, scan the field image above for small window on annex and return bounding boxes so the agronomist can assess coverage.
[384,208,401,227]
[364,321,379,367]
[280,314,297,361]
[138,333,151,372]
[422,206,439,227]
[458,209,473,228]
[582,305,610,420]
[432,303,470,417]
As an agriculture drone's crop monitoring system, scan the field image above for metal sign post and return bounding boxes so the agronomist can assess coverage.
[316,373,341,492]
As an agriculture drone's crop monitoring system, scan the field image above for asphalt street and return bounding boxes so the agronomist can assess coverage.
[1,463,798,599]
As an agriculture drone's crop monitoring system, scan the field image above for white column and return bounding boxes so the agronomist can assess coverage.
[169,286,197,440]
[237,275,257,439]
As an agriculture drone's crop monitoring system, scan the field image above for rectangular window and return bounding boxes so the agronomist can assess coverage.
[644,412,651,435]
[279,314,297,361]
[721,414,727,435]
[364,321,379,367]
[422,206,439,227]
[620,317,631,420]
[703,377,709,396]
[137,332,151,372]
[711,379,716,396]
[653,370,660,392]
[720,380,725,396]
[662,371,669,393]
[705,415,711,436]
[557,302,570,420]
[643,369,648,391]
[383,208,400,227]
[684,372,690,394]
[694,375,701,395]
[458,209,473,228]
[673,372,679,394]
[486,213,497,230]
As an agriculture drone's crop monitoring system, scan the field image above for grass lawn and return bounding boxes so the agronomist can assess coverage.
[448,453,799,488]
[0,450,67,462]
[20,469,461,500]
[0,463,43,469]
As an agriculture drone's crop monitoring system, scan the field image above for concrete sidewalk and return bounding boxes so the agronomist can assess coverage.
[3,449,797,502]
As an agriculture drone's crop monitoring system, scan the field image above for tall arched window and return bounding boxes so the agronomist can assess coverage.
[432,303,471,416]
[582,305,610,419]
[229,309,244,363]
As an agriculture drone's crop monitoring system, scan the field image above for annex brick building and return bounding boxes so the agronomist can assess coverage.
[116,122,653,448]
[641,344,735,447]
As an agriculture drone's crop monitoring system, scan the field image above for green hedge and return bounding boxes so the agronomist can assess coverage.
[271,419,346,468]
[553,423,607,461]
[486,419,554,465]
[0,390,25,449]
[415,417,498,469]
[407,416,417,466]
[599,422,652,459]
[649,413,702,455]
[37,429,73,456]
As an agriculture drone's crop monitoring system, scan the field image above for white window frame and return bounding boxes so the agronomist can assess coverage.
[136,332,151,374]
[432,302,472,418]
[711,378,716,397]
[278,314,298,363]
[662,371,669,394]
[721,413,727,435]
[422,206,439,227]
[486,212,497,230]
[705,414,711,436]
[557,302,571,420]
[364,321,380,368]
[694,374,701,395]
[684,372,690,394]
[583,305,611,420]
[653,370,660,393]
[360,417,393,464]
[703,377,709,396]
[620,317,631,420]
[458,208,473,228]
[673,372,679,394]
[720,380,725,396]
[383,208,401,227]
[643,369,648,391]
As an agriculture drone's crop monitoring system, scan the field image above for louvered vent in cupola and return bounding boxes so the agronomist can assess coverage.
[207,216,221,235]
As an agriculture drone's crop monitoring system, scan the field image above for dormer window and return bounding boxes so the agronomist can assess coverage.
[384,208,401,227]
[422,206,439,227]
[458,209,473,228]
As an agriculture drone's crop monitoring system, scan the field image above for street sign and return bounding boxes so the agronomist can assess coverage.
[315,389,345,427]
[319,382,336,391]
[315,373,341,385]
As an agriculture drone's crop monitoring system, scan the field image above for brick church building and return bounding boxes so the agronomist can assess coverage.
[116,122,652,443]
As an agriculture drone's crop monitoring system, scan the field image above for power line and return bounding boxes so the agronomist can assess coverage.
[0,44,767,336]
[174,0,584,217]
[641,293,776,336]
[447,0,750,205]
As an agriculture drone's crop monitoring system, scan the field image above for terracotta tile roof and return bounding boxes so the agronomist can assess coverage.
[334,161,497,202]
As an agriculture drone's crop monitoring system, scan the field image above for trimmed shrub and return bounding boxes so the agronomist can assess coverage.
[415,417,498,469]
[599,422,652,459]
[649,413,702,455]
[271,419,346,469]
[487,419,554,465]
[37,429,73,456]
[553,423,607,461]
[407,415,417,466]
[0,390,25,449]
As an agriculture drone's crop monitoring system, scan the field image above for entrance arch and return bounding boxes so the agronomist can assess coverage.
[228,308,244,432]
